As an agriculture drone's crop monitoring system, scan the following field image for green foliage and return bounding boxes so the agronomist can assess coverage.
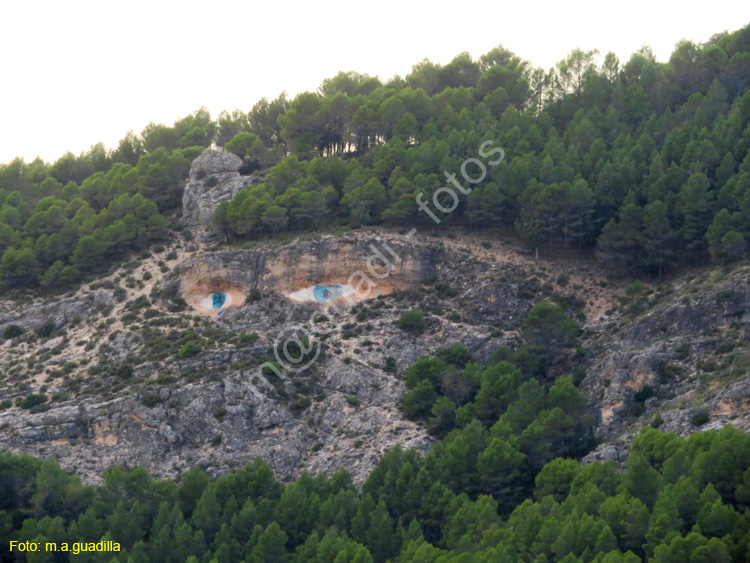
[1,423,750,561]
[691,407,711,426]
[521,301,580,376]
[398,308,427,332]
[177,342,202,359]
[4,25,750,281]
[19,393,47,410]
[2,25,750,560]
[2,324,24,339]
[34,320,57,338]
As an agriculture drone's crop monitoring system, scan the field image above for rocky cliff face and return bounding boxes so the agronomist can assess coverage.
[167,237,438,316]
[181,149,258,230]
[0,232,536,484]
[0,290,115,334]
[582,266,750,463]
[3,152,750,484]
[3,228,750,482]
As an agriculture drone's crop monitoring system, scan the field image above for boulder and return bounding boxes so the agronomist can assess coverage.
[181,148,257,230]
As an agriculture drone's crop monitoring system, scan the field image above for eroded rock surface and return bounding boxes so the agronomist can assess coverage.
[181,148,257,230]
[0,290,114,333]
[582,268,750,459]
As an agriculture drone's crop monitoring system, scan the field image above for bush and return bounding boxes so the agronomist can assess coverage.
[34,321,57,339]
[177,342,202,359]
[130,295,151,311]
[383,357,397,373]
[239,332,259,346]
[650,414,664,428]
[141,393,162,408]
[675,342,691,360]
[401,379,437,418]
[625,280,645,297]
[398,308,427,332]
[2,325,24,340]
[20,393,48,410]
[691,407,710,427]
[346,396,361,406]
[435,343,473,367]
[634,385,655,403]
[245,289,262,304]
[291,397,312,414]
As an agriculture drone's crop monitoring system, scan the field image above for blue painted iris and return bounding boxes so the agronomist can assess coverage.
[212,293,227,309]
[312,285,344,302]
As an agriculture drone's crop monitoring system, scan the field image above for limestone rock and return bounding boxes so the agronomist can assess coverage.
[181,148,257,230]
[0,290,114,334]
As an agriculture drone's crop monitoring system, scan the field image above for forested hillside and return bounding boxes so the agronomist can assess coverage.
[3,397,750,562]
[3,20,750,563]
[2,24,750,291]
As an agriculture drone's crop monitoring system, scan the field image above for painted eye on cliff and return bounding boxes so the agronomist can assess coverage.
[289,284,355,303]
[184,283,244,317]
[200,292,232,311]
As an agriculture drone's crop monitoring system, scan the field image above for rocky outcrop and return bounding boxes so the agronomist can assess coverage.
[163,236,440,314]
[581,268,750,453]
[0,234,541,485]
[0,290,114,334]
[0,341,433,484]
[181,149,257,230]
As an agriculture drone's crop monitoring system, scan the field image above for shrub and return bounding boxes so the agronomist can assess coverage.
[346,396,361,406]
[177,342,202,359]
[143,308,159,319]
[2,325,24,340]
[20,393,48,410]
[239,332,259,346]
[435,343,473,367]
[141,393,161,407]
[34,321,57,339]
[625,280,645,297]
[245,290,262,304]
[398,308,427,332]
[401,379,437,418]
[675,342,691,360]
[634,385,655,403]
[691,407,710,427]
[650,414,664,428]
[291,397,312,414]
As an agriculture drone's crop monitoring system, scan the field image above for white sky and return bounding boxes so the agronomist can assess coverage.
[2,0,749,165]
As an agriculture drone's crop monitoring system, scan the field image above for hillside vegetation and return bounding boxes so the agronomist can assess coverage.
[2,25,750,290]
[1,21,750,563]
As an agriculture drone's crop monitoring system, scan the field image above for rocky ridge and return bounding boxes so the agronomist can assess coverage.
[181,148,258,230]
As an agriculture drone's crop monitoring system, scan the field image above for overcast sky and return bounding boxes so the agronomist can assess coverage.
[2,0,749,165]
